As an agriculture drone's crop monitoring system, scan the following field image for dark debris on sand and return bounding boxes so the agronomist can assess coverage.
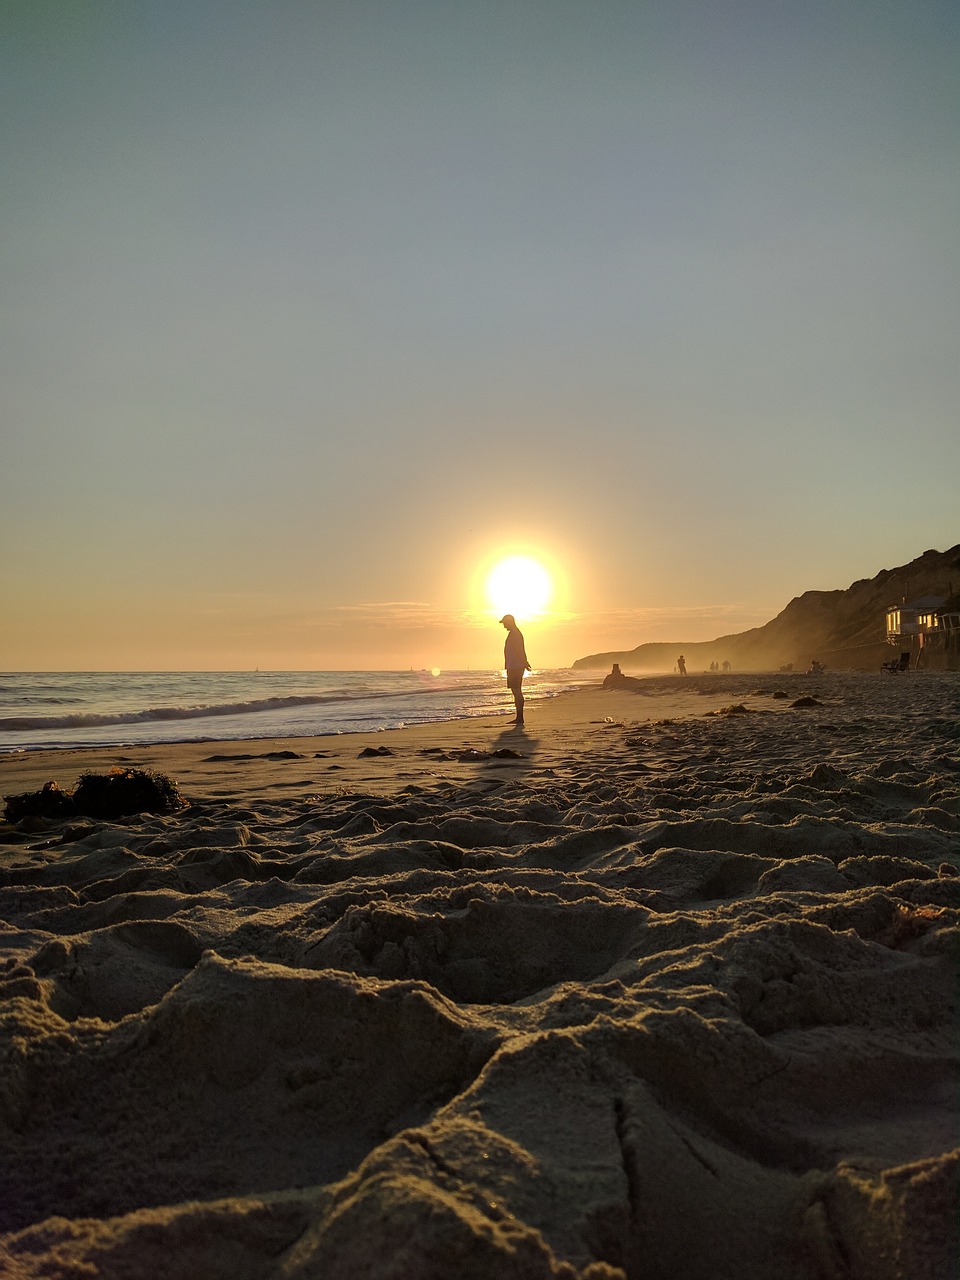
[4,767,186,823]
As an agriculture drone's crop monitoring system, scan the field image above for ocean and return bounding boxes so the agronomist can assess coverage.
[0,670,589,753]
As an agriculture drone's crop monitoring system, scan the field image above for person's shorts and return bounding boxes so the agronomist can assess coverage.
[506,668,525,692]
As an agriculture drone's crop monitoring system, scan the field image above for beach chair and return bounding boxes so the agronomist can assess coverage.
[881,652,911,673]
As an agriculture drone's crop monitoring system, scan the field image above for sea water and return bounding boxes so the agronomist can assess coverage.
[0,670,588,752]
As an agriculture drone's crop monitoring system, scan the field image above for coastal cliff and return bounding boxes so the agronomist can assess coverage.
[573,544,960,672]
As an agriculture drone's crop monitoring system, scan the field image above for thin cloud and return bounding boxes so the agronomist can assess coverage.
[327,602,473,630]
[295,601,776,637]
[545,604,773,630]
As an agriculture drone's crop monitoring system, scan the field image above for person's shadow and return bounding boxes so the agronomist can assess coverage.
[492,721,538,762]
[455,721,538,788]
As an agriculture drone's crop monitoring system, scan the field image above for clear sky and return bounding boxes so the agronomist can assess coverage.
[2,0,958,671]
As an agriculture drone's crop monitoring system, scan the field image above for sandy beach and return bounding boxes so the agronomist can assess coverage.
[1,670,957,1278]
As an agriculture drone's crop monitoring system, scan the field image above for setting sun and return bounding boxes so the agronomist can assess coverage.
[485,555,553,619]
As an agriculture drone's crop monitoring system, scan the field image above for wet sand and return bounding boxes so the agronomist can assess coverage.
[1,672,957,1278]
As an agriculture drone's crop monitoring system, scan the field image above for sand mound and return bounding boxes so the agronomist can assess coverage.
[1,673,957,1277]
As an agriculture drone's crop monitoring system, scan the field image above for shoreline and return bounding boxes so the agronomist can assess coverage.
[0,680,682,805]
[4,668,954,808]
[0,670,835,802]
[0,668,591,759]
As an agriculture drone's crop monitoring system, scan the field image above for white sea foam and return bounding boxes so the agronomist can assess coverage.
[0,670,587,751]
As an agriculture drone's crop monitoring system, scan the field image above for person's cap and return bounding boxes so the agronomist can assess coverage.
[499,614,515,626]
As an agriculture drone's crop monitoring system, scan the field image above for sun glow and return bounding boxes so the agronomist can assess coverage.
[485,555,553,619]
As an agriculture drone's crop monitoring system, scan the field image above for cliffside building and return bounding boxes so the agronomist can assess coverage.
[885,595,960,669]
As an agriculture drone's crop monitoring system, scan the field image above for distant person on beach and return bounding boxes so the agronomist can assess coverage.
[500,614,531,725]
[677,654,687,676]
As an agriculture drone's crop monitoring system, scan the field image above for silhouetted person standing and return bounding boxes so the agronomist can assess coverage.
[500,614,531,726]
[677,654,687,676]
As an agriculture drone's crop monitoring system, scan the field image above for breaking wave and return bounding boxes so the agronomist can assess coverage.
[0,692,406,733]
[0,670,587,751]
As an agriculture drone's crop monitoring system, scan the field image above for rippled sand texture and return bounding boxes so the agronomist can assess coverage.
[1,674,958,1279]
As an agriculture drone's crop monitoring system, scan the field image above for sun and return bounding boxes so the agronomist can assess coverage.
[485,555,553,619]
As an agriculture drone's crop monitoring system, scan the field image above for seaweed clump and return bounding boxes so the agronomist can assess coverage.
[3,781,75,823]
[4,768,186,823]
[73,768,185,818]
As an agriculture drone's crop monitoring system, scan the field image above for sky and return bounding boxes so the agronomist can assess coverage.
[2,0,958,671]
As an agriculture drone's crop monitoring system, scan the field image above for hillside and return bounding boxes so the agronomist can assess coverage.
[573,544,960,673]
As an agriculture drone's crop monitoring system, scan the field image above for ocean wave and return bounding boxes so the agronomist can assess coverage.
[0,693,381,733]
[15,696,84,706]
[0,683,500,734]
